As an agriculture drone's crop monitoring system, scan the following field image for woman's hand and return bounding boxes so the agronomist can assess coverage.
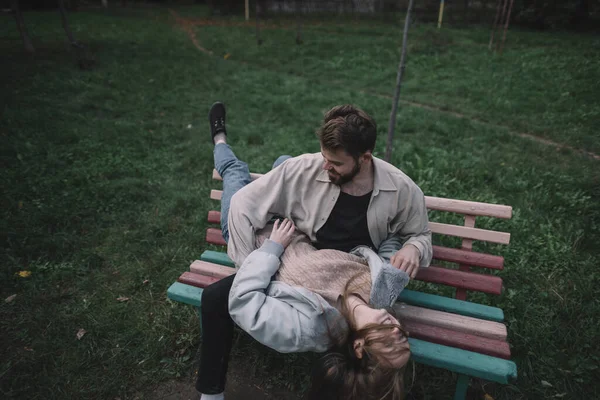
[269,218,296,249]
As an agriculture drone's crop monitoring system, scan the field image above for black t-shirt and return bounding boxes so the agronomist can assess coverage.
[315,191,375,253]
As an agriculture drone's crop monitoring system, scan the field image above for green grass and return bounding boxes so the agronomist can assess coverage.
[1,5,599,400]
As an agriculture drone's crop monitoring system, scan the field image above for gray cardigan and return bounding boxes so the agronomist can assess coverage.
[228,240,410,353]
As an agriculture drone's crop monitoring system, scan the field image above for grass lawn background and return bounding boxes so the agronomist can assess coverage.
[1,5,599,400]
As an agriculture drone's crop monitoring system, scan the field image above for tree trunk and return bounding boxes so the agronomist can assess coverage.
[58,0,95,69]
[385,0,415,163]
[10,0,35,53]
[58,0,78,46]
[102,0,108,8]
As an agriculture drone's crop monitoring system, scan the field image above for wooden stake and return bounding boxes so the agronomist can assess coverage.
[437,0,445,29]
[488,0,503,50]
[245,0,249,21]
[499,0,514,54]
[385,0,415,162]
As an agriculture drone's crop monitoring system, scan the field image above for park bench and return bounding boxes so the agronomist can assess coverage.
[167,168,518,400]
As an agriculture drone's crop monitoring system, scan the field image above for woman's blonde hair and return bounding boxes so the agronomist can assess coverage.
[307,273,410,400]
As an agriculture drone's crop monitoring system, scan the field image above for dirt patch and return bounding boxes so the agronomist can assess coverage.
[147,363,302,400]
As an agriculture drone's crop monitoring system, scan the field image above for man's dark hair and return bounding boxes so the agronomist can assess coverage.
[316,105,377,159]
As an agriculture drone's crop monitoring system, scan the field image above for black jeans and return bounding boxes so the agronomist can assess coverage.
[195,273,236,394]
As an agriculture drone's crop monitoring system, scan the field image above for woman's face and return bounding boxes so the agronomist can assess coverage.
[353,306,411,368]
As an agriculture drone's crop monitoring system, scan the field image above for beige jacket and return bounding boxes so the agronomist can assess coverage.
[227,153,432,268]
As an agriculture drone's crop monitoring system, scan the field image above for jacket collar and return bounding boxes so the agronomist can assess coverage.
[315,156,397,193]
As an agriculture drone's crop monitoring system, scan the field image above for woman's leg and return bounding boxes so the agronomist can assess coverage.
[195,274,236,395]
[214,143,252,243]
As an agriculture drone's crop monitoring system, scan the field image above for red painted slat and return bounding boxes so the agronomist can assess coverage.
[208,210,220,224]
[206,228,227,246]
[402,319,511,360]
[415,266,502,295]
[178,272,220,288]
[433,245,504,270]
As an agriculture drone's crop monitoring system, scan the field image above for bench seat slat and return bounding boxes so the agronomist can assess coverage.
[178,271,220,288]
[202,232,503,295]
[403,319,511,359]
[394,303,507,341]
[190,260,235,279]
[212,169,513,219]
[432,245,504,270]
[184,262,505,340]
[429,222,510,245]
[198,250,506,322]
[167,282,203,308]
[206,205,510,245]
[416,266,503,295]
[409,338,517,384]
[167,281,517,384]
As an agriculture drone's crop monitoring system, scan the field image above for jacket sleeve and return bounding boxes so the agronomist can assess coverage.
[377,185,432,269]
[226,161,292,267]
[228,240,333,353]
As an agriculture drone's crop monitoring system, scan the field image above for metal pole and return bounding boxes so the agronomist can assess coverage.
[385,0,415,163]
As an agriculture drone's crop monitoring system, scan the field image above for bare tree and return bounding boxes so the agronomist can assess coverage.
[58,0,94,69]
[10,0,34,53]
[385,0,415,162]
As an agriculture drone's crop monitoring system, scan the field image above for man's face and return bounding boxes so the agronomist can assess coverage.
[320,147,361,186]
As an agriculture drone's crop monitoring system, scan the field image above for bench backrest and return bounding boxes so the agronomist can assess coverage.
[207,169,512,301]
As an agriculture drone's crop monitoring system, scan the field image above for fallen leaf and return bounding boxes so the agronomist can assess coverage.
[224,53,231,60]
[541,380,553,388]
[24,347,34,352]
[5,294,17,303]
[116,296,130,302]
[16,271,31,278]
[554,394,567,398]
[76,328,87,340]
[143,279,150,285]
[187,124,192,129]
[484,394,495,400]
[18,201,23,209]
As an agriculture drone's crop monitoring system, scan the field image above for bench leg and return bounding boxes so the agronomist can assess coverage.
[453,374,469,400]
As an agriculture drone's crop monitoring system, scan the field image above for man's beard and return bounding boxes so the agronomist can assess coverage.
[328,160,361,186]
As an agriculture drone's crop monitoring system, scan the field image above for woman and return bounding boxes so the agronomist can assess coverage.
[205,103,411,399]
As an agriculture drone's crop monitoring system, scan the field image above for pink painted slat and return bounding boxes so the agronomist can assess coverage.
[432,246,504,270]
[190,260,235,279]
[212,169,513,219]
[415,266,503,295]
[208,210,220,224]
[402,319,511,359]
[394,303,507,341]
[178,272,220,288]
[206,228,227,246]
[210,190,222,201]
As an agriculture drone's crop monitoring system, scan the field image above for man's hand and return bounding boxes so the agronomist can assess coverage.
[269,218,296,249]
[390,245,420,279]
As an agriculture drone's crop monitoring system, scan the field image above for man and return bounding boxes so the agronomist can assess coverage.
[197,103,432,400]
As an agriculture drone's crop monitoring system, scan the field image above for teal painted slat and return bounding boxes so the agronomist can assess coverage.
[454,374,470,400]
[398,290,504,322]
[200,250,236,268]
[409,338,517,384]
[167,282,204,308]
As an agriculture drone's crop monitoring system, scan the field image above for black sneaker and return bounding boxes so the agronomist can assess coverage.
[209,102,227,143]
